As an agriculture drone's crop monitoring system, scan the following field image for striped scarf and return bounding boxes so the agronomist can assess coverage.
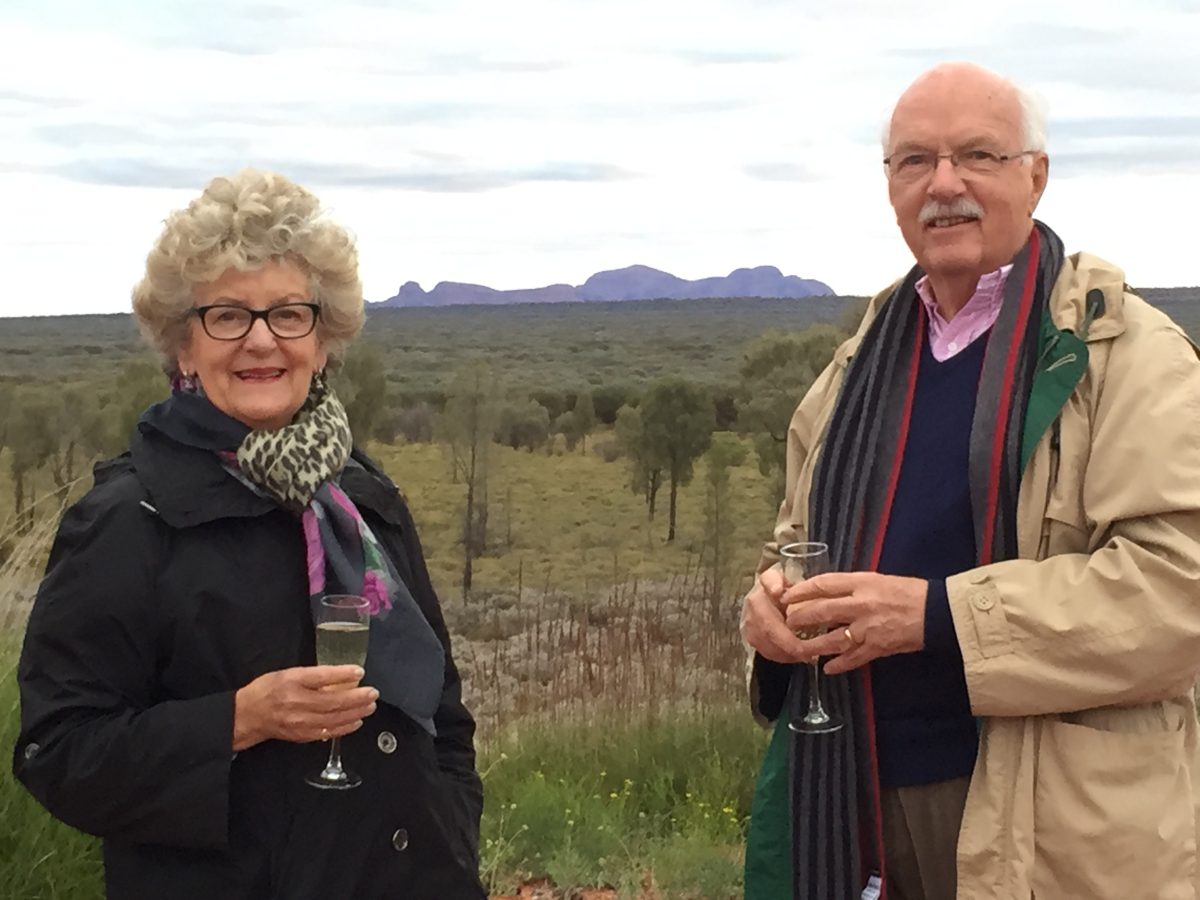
[747,222,1065,899]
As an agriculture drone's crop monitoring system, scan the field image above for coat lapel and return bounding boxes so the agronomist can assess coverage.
[131,429,275,528]
[1021,311,1088,473]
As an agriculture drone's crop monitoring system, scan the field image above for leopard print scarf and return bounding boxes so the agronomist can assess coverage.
[235,374,353,512]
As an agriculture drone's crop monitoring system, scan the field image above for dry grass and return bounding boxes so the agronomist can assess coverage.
[454,568,747,745]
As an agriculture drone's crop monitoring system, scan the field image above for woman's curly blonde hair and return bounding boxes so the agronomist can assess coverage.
[132,169,364,372]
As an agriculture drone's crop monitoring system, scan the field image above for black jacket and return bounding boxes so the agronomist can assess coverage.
[13,426,486,900]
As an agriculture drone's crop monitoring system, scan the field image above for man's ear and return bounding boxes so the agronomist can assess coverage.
[1029,153,1049,213]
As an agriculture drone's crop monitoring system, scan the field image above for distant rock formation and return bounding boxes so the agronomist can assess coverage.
[376,265,834,308]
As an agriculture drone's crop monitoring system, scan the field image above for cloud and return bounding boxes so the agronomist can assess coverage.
[3,0,1199,318]
[575,98,752,123]
[1052,116,1200,140]
[888,23,1200,96]
[357,54,572,77]
[28,93,746,150]
[0,89,77,109]
[668,49,796,66]
[1051,143,1200,177]
[32,99,492,137]
[743,162,822,182]
[44,157,638,192]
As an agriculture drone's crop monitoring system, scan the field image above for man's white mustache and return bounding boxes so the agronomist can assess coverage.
[918,198,984,224]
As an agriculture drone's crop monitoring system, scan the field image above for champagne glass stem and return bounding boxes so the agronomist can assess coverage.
[807,660,828,721]
[324,736,344,779]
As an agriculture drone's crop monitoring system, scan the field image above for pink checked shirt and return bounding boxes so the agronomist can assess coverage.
[916,265,1013,361]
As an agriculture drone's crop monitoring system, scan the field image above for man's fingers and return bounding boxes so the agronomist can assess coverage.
[785,597,858,632]
[759,565,786,603]
[745,591,810,663]
[759,621,810,664]
[791,628,852,661]
[784,571,872,603]
[824,646,874,676]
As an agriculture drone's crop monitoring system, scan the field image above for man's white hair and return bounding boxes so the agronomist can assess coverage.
[880,68,1048,155]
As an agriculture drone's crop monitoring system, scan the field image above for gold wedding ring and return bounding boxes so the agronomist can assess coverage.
[844,626,859,646]
[320,727,329,740]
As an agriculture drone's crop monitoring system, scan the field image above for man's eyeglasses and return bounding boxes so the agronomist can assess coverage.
[191,303,321,341]
[883,148,1037,181]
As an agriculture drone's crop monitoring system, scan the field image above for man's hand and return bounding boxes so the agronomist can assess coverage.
[740,565,812,664]
[232,665,378,752]
[783,572,929,675]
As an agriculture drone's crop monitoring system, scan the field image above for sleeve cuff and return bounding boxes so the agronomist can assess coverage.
[923,578,960,654]
[751,653,792,722]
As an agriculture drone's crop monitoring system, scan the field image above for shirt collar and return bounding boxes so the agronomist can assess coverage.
[916,265,1013,326]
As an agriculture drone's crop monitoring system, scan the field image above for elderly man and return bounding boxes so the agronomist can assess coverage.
[740,62,1200,900]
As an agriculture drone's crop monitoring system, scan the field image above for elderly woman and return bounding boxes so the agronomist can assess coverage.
[12,170,485,900]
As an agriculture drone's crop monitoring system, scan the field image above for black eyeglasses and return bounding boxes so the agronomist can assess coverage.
[191,303,321,341]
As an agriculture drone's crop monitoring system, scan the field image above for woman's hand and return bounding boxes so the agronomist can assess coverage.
[232,665,378,752]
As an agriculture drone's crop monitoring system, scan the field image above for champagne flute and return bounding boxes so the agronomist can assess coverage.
[306,594,371,790]
[779,542,843,735]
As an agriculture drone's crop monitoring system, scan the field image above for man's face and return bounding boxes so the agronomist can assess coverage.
[885,69,1048,285]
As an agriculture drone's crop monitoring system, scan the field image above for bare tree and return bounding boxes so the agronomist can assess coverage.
[703,433,749,622]
[573,390,596,454]
[437,361,501,600]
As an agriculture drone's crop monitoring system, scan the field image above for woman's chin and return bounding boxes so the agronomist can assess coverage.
[225,399,301,431]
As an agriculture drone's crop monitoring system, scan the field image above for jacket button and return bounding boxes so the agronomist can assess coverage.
[968,572,989,585]
[377,731,397,755]
[392,828,409,852]
[972,593,996,611]
[23,743,39,761]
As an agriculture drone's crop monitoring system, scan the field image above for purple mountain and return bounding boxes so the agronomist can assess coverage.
[375,265,834,308]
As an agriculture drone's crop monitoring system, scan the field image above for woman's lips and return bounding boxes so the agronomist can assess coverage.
[235,368,286,382]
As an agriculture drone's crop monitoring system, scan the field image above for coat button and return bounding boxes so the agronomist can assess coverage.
[377,731,397,755]
[392,828,409,852]
[968,572,989,585]
[972,592,996,611]
[23,743,39,761]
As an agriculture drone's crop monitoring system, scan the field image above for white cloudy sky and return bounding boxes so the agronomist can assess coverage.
[1,0,1198,317]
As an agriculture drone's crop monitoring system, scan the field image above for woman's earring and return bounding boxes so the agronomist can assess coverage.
[174,370,200,393]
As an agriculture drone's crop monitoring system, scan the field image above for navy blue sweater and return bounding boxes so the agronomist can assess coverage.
[871,334,983,787]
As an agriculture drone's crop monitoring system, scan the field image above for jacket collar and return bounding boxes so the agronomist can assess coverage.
[1045,251,1127,342]
[131,428,406,531]
[835,250,1133,370]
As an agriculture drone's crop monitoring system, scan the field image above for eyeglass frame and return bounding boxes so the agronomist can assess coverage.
[190,302,322,341]
[882,148,1039,180]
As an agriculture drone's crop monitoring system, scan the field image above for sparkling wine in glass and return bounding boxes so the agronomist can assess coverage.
[306,594,371,790]
[779,542,843,735]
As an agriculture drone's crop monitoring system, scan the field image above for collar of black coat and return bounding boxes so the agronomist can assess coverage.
[126,427,407,531]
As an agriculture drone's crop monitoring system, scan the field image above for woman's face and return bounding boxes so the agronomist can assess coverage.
[176,258,327,431]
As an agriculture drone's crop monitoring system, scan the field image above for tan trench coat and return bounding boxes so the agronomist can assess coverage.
[755,252,1200,899]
